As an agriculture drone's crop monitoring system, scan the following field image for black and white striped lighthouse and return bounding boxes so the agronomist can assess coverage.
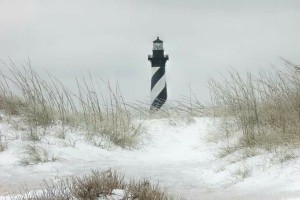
[148,37,169,110]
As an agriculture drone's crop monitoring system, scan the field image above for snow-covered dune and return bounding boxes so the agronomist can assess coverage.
[0,116,300,199]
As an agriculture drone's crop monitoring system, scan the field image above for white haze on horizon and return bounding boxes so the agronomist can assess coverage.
[0,0,300,103]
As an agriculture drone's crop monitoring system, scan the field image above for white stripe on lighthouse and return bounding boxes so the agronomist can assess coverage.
[152,66,160,75]
[151,67,166,103]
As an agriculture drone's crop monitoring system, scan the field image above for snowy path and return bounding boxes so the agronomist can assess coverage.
[1,117,300,199]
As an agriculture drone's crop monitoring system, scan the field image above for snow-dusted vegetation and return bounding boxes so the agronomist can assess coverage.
[1,63,300,199]
[209,60,300,149]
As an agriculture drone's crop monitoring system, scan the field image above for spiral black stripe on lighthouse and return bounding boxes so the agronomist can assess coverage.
[148,37,169,111]
[151,66,167,110]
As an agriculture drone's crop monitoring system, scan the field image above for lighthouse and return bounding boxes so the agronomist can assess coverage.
[148,37,169,110]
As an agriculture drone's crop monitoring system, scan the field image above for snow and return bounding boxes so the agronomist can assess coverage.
[97,189,125,200]
[0,115,300,199]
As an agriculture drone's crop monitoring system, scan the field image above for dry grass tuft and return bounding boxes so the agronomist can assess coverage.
[126,179,175,200]
[209,61,300,149]
[0,134,7,152]
[71,169,125,199]
[9,169,178,200]
[0,60,142,148]
[19,144,59,165]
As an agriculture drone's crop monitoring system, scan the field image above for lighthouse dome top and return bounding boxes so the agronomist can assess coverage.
[153,37,163,43]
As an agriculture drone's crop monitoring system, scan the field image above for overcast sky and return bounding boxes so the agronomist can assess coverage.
[0,0,300,103]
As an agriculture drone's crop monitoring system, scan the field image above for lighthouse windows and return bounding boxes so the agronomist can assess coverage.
[153,43,163,50]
